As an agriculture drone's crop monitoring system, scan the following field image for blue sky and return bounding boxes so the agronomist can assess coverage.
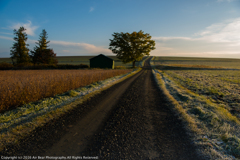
[1,0,240,58]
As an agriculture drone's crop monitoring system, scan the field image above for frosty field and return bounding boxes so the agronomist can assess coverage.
[163,70,240,116]
[151,56,240,159]
[152,56,240,69]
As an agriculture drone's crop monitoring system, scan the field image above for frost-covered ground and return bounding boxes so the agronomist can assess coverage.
[0,68,141,150]
[151,57,240,160]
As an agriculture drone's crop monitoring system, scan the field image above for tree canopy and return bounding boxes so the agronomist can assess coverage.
[10,27,31,64]
[109,30,155,67]
[35,29,50,50]
[31,29,57,64]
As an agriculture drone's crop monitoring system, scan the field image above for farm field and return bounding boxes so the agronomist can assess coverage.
[162,70,240,117]
[0,69,131,113]
[152,56,240,115]
[152,56,240,159]
[152,56,240,69]
[0,56,147,68]
[0,58,11,64]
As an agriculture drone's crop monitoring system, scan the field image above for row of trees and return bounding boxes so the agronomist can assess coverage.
[9,28,155,68]
[10,27,57,65]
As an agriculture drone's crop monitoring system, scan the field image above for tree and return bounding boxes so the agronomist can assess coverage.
[39,49,58,64]
[10,27,31,64]
[109,30,155,68]
[31,29,57,64]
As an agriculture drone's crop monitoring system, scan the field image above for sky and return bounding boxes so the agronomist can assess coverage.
[0,0,240,58]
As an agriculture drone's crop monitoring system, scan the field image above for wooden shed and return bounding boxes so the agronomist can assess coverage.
[89,54,114,69]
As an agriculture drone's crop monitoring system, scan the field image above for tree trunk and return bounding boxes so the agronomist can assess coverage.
[132,60,136,68]
[11,57,15,65]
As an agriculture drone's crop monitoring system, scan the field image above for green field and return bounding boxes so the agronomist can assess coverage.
[0,58,12,63]
[0,56,148,68]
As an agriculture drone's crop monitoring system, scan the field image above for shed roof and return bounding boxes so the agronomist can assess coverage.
[89,54,114,61]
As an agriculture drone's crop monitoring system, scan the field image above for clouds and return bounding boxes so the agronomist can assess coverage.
[217,0,236,2]
[62,50,70,53]
[0,35,12,41]
[10,20,38,36]
[0,18,110,55]
[0,35,111,55]
[49,40,111,54]
[0,32,12,35]
[17,37,111,54]
[153,37,194,41]
[89,7,95,12]
[151,17,240,58]
[195,18,240,46]
[1,16,240,58]
[154,17,240,45]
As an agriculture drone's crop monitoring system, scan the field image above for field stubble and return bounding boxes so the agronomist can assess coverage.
[163,70,240,116]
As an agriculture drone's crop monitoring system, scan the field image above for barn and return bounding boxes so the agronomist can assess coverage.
[89,54,114,69]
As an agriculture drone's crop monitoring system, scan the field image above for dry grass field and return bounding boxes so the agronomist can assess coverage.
[0,69,131,113]
[151,56,240,159]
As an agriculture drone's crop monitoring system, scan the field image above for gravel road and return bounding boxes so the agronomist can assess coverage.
[2,58,203,159]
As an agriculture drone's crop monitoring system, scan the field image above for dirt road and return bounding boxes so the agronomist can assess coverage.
[3,58,203,159]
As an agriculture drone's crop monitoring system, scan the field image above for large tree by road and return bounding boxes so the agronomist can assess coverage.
[109,30,155,68]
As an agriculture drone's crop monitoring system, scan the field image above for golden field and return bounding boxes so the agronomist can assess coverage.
[0,69,131,113]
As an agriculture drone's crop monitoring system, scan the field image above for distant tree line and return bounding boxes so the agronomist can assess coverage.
[10,27,58,65]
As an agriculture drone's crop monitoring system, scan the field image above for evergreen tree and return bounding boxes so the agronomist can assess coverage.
[36,29,50,50]
[39,49,58,64]
[31,29,57,64]
[10,27,30,64]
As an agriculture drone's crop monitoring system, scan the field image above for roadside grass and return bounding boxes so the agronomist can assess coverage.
[0,68,142,153]
[151,57,240,159]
